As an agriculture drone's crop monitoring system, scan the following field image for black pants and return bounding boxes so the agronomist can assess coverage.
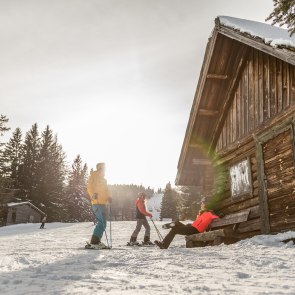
[162,221,199,249]
[40,223,45,229]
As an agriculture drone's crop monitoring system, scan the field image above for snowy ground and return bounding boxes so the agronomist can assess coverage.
[1,222,295,295]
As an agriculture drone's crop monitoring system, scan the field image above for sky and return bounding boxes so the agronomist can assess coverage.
[0,0,274,189]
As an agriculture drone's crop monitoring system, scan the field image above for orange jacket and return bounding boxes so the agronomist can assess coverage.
[192,211,219,233]
[135,198,152,218]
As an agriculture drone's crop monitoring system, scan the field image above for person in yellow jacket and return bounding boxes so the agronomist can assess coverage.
[87,162,111,249]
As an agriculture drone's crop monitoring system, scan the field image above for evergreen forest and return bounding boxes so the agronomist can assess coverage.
[0,115,204,225]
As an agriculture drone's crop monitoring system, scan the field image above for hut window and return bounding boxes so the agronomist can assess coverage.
[229,158,252,199]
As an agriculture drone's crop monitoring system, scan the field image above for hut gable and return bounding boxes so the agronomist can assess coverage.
[176,16,295,186]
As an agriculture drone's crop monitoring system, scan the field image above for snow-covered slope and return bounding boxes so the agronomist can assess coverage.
[146,193,163,221]
[1,222,295,294]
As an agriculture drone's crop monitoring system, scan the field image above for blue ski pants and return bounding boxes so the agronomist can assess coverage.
[92,204,107,240]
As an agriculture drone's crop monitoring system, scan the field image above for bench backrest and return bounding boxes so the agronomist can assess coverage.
[210,209,251,230]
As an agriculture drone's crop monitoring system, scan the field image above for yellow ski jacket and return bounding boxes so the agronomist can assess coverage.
[87,171,110,205]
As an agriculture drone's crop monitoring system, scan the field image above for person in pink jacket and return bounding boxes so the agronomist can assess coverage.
[129,192,153,246]
[155,202,219,249]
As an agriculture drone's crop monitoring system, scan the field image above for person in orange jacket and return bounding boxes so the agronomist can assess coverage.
[155,201,219,249]
[129,192,153,246]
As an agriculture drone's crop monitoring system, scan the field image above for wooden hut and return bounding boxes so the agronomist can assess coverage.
[5,201,45,226]
[176,16,295,243]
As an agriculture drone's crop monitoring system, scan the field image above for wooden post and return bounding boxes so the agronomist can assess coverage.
[255,140,271,234]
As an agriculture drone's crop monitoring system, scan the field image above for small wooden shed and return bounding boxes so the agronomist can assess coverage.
[6,202,45,226]
[176,16,295,239]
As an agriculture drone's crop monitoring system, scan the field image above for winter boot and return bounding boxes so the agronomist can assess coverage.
[162,221,177,229]
[128,236,139,246]
[154,240,164,249]
[142,236,154,245]
[90,235,100,244]
[86,236,108,249]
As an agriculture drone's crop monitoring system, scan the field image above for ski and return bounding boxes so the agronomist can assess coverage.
[84,241,111,250]
[126,241,155,247]
[83,241,133,251]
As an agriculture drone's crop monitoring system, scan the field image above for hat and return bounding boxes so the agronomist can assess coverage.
[138,192,147,198]
[96,163,105,171]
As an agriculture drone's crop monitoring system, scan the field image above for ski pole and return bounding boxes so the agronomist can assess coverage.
[109,203,112,249]
[150,217,164,241]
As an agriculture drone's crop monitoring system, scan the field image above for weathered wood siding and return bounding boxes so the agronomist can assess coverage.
[216,49,295,151]
[261,127,295,233]
[0,191,15,226]
[6,204,42,225]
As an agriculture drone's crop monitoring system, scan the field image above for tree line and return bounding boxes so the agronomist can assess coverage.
[0,115,155,224]
[0,114,206,224]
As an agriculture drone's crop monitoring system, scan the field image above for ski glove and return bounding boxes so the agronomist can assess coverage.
[92,193,98,200]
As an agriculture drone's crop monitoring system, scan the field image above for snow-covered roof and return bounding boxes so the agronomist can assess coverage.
[7,201,45,215]
[7,201,29,207]
[218,16,295,50]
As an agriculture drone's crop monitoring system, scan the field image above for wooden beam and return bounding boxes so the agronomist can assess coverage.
[188,143,203,148]
[192,158,212,165]
[198,109,219,116]
[207,74,228,79]
[255,141,271,234]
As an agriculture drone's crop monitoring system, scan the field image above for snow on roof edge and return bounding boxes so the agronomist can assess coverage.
[7,201,45,215]
[218,16,295,50]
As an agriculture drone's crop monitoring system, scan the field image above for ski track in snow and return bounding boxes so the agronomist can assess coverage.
[1,222,295,294]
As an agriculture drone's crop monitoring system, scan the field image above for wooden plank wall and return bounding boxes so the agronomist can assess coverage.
[262,129,295,232]
[212,49,295,238]
[0,192,15,226]
[216,48,295,151]
[6,204,42,225]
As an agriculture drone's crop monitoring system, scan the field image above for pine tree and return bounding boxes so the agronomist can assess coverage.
[33,126,66,221]
[266,0,295,36]
[160,182,177,221]
[66,155,92,222]
[176,186,203,220]
[0,115,10,182]
[19,123,40,198]
[2,128,23,189]
[0,115,10,145]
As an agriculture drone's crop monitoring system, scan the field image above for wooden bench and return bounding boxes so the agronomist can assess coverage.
[185,209,251,248]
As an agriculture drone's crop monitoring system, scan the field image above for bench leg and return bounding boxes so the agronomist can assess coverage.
[186,240,194,248]
[213,236,239,246]
[213,236,223,246]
